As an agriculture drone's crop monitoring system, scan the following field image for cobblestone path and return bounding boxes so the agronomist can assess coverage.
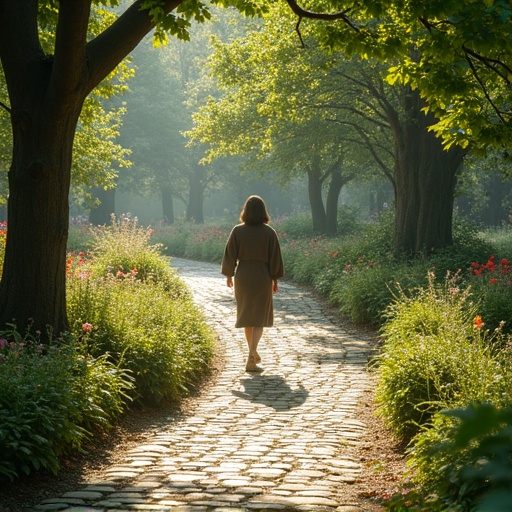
[34,258,381,512]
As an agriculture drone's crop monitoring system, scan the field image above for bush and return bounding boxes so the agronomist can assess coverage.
[67,267,215,405]
[466,255,512,334]
[0,329,132,480]
[376,273,512,442]
[89,214,186,294]
[398,401,512,511]
[152,221,231,263]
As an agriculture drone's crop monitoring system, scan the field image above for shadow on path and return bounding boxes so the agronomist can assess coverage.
[232,374,309,410]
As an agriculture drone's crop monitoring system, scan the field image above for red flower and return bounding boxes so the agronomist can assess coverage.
[489,278,498,284]
[474,316,484,329]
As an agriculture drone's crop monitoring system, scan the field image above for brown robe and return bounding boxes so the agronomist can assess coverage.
[221,223,284,328]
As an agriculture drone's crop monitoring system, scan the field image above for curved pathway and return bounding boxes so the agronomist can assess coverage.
[34,258,381,512]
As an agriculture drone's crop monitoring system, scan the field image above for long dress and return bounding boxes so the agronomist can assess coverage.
[221,223,284,328]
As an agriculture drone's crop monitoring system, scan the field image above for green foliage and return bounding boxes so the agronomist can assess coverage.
[67,223,94,253]
[67,274,215,404]
[377,273,512,443]
[329,261,426,326]
[274,212,315,239]
[442,404,512,510]
[153,221,231,263]
[467,255,512,334]
[0,329,132,480]
[67,216,215,404]
[397,401,512,511]
[88,214,188,295]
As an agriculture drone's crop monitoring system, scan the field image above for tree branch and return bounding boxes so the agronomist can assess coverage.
[284,0,359,32]
[0,0,44,104]
[86,0,183,94]
[465,52,508,124]
[0,101,11,114]
[50,0,91,103]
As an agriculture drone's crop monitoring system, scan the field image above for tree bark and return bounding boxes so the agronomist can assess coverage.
[392,88,465,255]
[307,164,327,233]
[325,165,352,236]
[186,165,205,224]
[0,93,82,335]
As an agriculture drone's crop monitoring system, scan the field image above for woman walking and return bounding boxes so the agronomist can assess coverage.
[221,195,284,372]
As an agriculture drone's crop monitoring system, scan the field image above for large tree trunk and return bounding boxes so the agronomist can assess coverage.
[0,104,81,336]
[307,164,326,233]
[325,166,351,236]
[186,165,205,224]
[392,89,465,255]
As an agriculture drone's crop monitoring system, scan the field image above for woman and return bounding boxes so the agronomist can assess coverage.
[221,195,284,372]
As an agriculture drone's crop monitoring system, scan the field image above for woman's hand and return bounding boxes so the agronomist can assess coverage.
[226,276,233,288]
[273,280,279,293]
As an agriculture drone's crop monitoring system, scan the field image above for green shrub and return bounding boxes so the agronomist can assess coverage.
[0,329,132,480]
[376,273,511,442]
[399,401,512,511]
[89,214,186,294]
[153,221,230,263]
[273,212,314,239]
[282,237,334,286]
[67,223,94,253]
[466,255,512,334]
[67,274,215,404]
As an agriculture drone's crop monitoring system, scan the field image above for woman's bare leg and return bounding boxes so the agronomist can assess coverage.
[244,327,262,361]
[245,327,264,370]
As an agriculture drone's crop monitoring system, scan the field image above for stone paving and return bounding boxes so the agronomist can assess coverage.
[33,258,381,512]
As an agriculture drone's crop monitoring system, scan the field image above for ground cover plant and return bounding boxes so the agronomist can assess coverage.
[0,217,215,481]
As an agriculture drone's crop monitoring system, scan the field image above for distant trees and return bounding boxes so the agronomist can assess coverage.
[187,6,466,252]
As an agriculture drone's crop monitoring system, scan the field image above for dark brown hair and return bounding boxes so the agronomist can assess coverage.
[239,195,270,225]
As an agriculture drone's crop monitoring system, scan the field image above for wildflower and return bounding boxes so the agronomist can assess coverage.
[474,316,485,329]
[82,323,93,332]
[0,338,7,348]
[489,278,498,284]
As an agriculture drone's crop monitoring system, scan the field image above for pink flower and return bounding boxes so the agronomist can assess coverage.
[0,338,7,348]
[82,323,93,332]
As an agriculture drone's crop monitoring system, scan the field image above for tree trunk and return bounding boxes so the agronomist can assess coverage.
[481,175,510,227]
[325,167,348,236]
[0,105,81,336]
[160,183,175,224]
[307,165,326,233]
[186,165,205,224]
[89,187,116,225]
[392,89,465,255]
